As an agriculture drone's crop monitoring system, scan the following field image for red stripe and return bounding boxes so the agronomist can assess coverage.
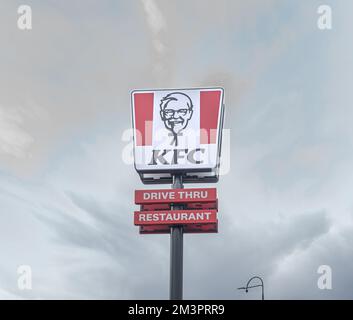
[134,93,154,146]
[200,90,221,144]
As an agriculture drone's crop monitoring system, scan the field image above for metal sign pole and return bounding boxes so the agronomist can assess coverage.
[170,174,184,300]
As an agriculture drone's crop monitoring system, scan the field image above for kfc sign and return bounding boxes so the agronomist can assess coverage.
[131,88,224,183]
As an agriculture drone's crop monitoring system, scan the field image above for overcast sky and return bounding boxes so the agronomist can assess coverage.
[1,0,353,299]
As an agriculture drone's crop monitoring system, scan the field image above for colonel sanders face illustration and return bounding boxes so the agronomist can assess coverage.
[159,92,193,146]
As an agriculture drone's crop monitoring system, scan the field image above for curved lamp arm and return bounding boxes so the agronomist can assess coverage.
[238,276,264,300]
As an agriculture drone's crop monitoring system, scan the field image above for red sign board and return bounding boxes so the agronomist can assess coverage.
[139,223,218,234]
[135,188,217,204]
[134,209,217,226]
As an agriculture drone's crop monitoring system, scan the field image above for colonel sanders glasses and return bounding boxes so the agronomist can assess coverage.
[162,108,189,118]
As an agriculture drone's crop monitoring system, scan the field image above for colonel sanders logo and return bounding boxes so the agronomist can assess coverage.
[159,92,193,146]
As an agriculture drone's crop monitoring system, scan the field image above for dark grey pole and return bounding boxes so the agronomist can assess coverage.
[170,174,184,300]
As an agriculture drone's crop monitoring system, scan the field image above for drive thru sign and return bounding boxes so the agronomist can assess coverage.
[135,188,217,204]
[134,187,218,234]
[131,87,224,184]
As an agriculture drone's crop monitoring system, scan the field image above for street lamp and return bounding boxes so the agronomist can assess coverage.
[238,276,264,300]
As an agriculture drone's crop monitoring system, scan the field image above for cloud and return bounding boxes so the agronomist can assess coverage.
[0,129,168,299]
[0,128,336,299]
[182,210,331,299]
[269,220,353,299]
[0,105,33,158]
[140,0,166,54]
[0,120,350,299]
